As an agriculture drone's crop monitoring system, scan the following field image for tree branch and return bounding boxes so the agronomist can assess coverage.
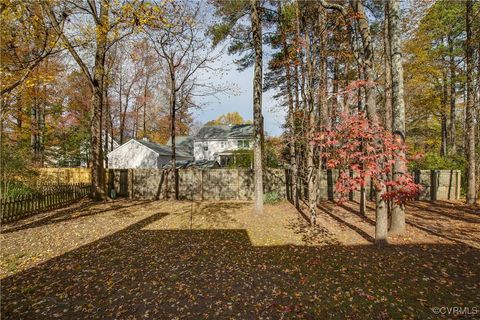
[42,4,94,84]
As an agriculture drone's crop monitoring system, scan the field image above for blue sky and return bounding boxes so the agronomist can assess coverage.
[193,53,286,137]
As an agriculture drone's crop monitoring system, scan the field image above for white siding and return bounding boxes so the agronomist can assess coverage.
[194,139,252,161]
[108,140,159,169]
[108,140,194,169]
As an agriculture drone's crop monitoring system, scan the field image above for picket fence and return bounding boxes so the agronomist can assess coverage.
[0,184,90,224]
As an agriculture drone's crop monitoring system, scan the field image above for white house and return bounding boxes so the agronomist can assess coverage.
[107,138,193,169]
[166,136,194,156]
[193,124,253,165]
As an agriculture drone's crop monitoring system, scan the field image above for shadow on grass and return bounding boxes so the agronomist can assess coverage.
[318,200,478,248]
[285,204,335,245]
[317,203,375,243]
[420,200,479,215]
[1,201,153,234]
[337,203,376,226]
[405,220,478,248]
[407,201,480,224]
[4,211,478,319]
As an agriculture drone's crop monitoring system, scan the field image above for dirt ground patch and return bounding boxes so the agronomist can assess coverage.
[1,199,479,319]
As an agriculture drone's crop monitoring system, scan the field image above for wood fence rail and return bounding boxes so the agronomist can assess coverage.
[0,184,90,224]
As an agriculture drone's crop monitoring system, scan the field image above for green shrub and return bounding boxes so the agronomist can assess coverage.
[227,150,253,168]
[264,191,281,204]
[3,182,36,198]
[408,152,465,171]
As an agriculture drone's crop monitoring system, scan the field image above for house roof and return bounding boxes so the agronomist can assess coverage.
[195,124,253,140]
[166,136,194,155]
[108,139,193,158]
[136,139,193,158]
[166,136,193,146]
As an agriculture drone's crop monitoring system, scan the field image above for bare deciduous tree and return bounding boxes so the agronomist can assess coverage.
[146,1,228,199]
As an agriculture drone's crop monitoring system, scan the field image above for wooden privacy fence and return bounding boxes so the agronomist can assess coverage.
[287,169,461,201]
[107,168,286,200]
[36,168,92,184]
[1,184,90,224]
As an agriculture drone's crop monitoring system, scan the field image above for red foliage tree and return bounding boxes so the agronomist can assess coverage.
[314,112,421,205]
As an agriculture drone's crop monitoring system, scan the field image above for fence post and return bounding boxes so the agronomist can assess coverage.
[327,169,334,201]
[128,169,133,199]
[456,170,461,200]
[47,188,51,210]
[27,194,31,216]
[14,196,19,219]
[237,169,240,200]
[201,169,204,201]
[0,197,3,222]
[4,198,8,222]
[14,196,18,218]
[1,182,92,224]
[430,170,438,201]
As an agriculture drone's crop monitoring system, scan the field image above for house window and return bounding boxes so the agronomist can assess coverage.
[203,145,208,151]
[237,140,250,149]
[220,141,226,148]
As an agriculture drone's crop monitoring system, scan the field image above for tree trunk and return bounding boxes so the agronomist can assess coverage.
[91,86,105,200]
[389,0,406,234]
[40,81,46,166]
[295,0,307,205]
[104,80,110,168]
[477,38,480,201]
[383,3,393,219]
[343,60,350,112]
[353,0,388,243]
[292,7,302,208]
[352,0,370,216]
[375,182,388,246]
[0,111,4,199]
[118,73,124,144]
[440,111,448,157]
[333,53,339,114]
[31,74,40,165]
[465,0,477,204]
[170,71,178,200]
[440,73,448,157]
[357,65,367,215]
[279,1,298,207]
[352,0,376,121]
[89,4,109,201]
[106,85,114,152]
[43,3,106,199]
[332,22,340,114]
[143,76,149,138]
[304,17,317,225]
[448,36,456,155]
[317,7,328,206]
[384,2,392,132]
[251,0,264,214]
[31,64,46,167]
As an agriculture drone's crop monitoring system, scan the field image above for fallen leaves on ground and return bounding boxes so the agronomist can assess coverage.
[1,199,479,319]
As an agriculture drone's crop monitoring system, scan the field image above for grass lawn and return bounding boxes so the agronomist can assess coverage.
[1,199,479,319]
